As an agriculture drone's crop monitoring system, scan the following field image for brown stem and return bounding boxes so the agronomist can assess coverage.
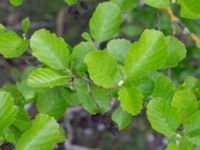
[164,7,200,48]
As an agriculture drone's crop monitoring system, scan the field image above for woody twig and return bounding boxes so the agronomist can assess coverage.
[164,7,200,48]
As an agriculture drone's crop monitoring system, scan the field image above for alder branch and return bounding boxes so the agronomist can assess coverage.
[77,76,102,111]
[85,79,102,111]
[164,7,200,48]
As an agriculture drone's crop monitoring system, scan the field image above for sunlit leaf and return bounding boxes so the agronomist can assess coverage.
[64,0,78,5]
[30,29,70,70]
[74,79,110,114]
[36,88,68,118]
[163,36,187,68]
[89,2,122,42]
[144,0,170,8]
[85,50,120,88]
[9,0,23,6]
[112,107,132,130]
[118,84,144,115]
[111,0,138,11]
[27,68,69,88]
[125,29,168,80]
[184,111,200,147]
[152,74,176,103]
[147,98,181,137]
[178,0,200,19]
[0,91,18,135]
[16,114,63,150]
[71,42,95,72]
[0,31,29,58]
[172,90,198,120]
[107,39,131,64]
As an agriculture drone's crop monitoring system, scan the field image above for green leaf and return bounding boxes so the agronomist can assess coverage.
[184,111,200,146]
[0,91,18,135]
[71,42,95,72]
[0,31,29,58]
[147,99,181,137]
[171,91,198,120]
[11,67,20,80]
[16,114,63,150]
[21,18,30,34]
[9,0,23,6]
[107,39,131,64]
[166,139,193,150]
[125,29,168,80]
[91,85,111,112]
[4,128,16,144]
[144,0,170,8]
[178,0,200,19]
[4,125,22,144]
[81,32,92,42]
[17,80,35,101]
[74,79,98,114]
[64,0,78,5]
[17,67,36,101]
[136,75,155,98]
[36,88,68,118]
[129,74,155,98]
[178,76,200,98]
[163,36,187,68]
[152,74,176,103]
[30,29,70,70]
[21,66,37,81]
[1,83,25,106]
[89,2,122,42]
[111,0,138,11]
[0,137,4,145]
[27,68,69,88]
[61,88,80,106]
[74,79,110,114]
[112,107,132,130]
[12,109,31,131]
[118,85,144,115]
[85,50,120,88]
[166,144,178,150]
[0,24,5,32]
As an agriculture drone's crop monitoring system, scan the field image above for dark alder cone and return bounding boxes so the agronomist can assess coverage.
[74,10,81,19]
[91,113,102,124]
[68,6,76,14]
[0,143,15,150]
[68,6,76,15]
[68,6,80,19]
[90,113,119,135]
[80,1,88,10]
[101,114,112,129]
[108,122,119,136]
[55,143,65,150]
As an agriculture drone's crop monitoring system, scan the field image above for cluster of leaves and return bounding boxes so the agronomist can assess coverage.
[1,0,200,149]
